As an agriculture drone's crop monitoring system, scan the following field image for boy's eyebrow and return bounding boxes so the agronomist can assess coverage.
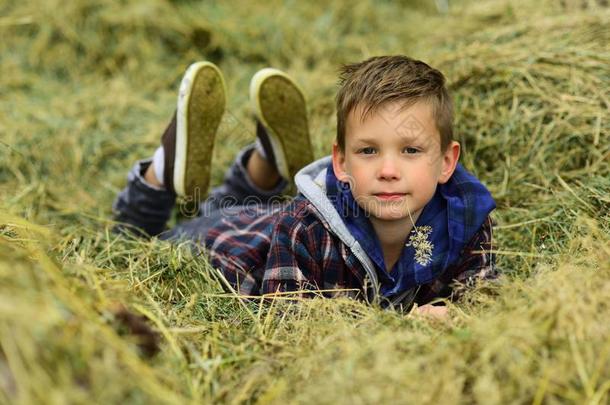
[352,137,379,144]
[353,135,424,144]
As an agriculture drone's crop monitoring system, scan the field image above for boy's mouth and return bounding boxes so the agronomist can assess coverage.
[373,192,406,201]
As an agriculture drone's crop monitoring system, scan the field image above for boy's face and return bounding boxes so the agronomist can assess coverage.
[332,100,460,223]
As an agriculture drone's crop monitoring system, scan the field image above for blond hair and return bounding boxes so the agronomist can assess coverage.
[336,55,453,152]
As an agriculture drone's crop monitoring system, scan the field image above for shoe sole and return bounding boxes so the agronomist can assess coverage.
[249,68,313,181]
[175,62,226,198]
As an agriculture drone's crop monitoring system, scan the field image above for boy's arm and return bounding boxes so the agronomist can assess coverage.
[416,215,497,304]
[451,215,497,291]
[261,211,326,297]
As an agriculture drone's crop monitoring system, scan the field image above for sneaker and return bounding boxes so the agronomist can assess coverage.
[249,68,314,182]
[161,61,226,198]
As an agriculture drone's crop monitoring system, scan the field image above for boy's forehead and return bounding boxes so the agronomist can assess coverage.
[345,101,440,145]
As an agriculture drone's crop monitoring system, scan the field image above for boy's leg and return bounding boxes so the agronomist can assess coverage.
[164,144,288,242]
[113,158,175,237]
[203,144,288,213]
[246,147,281,191]
[112,62,226,237]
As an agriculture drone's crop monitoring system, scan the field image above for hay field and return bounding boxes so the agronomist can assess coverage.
[1,0,609,403]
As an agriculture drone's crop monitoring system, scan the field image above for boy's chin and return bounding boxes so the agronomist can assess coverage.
[372,214,412,223]
[356,198,423,223]
[367,207,417,223]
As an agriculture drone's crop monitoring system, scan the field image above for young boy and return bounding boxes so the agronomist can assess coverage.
[113,56,496,313]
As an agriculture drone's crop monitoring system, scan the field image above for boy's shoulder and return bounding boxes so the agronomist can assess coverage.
[269,190,354,257]
[444,163,492,196]
[283,155,340,231]
[438,163,496,232]
[274,194,333,232]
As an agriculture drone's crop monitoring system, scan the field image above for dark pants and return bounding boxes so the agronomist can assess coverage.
[112,145,288,242]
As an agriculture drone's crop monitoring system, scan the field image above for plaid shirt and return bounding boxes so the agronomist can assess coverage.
[204,161,496,311]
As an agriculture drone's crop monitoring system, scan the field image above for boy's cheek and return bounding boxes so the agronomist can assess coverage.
[346,170,369,192]
[338,170,355,185]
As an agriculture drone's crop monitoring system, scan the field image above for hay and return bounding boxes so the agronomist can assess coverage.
[1,0,609,403]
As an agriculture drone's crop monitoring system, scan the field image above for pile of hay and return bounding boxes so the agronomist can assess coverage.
[1,0,608,403]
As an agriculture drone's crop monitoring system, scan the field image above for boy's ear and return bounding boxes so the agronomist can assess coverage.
[438,141,460,184]
[331,143,349,181]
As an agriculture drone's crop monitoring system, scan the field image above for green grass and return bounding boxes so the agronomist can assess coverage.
[1,0,609,403]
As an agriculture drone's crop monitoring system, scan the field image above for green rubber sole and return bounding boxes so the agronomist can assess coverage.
[175,62,226,199]
[253,70,314,181]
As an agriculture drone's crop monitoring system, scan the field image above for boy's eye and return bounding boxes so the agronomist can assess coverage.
[359,147,377,155]
[403,147,419,154]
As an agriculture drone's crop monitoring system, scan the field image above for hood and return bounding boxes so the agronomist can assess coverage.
[294,157,381,294]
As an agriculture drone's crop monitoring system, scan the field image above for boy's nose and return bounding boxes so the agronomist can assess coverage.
[377,158,401,181]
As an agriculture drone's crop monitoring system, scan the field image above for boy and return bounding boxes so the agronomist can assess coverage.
[113,56,496,313]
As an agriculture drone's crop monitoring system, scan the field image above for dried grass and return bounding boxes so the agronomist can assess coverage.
[1,0,609,403]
